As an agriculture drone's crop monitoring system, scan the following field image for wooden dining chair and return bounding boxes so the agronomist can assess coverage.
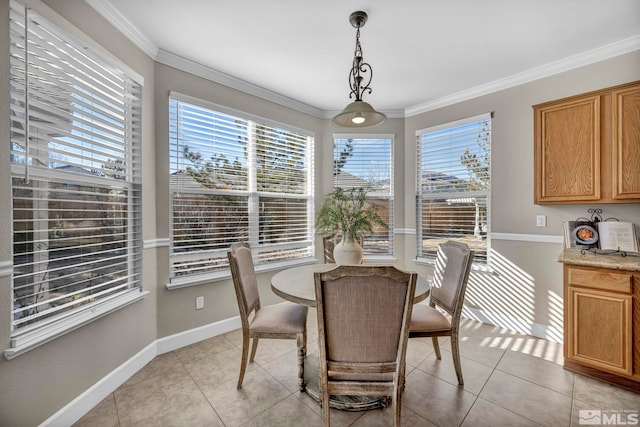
[322,236,336,263]
[227,242,308,390]
[314,265,417,427]
[409,240,473,386]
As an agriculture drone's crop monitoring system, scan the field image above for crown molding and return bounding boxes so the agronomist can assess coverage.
[85,1,640,120]
[405,35,640,117]
[85,0,322,116]
[85,0,159,58]
[155,50,324,118]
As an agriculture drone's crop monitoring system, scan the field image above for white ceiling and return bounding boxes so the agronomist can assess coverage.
[88,0,640,117]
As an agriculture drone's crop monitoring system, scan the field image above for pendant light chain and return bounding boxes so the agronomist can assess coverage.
[349,26,373,102]
[332,11,386,128]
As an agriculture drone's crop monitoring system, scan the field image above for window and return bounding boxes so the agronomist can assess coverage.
[7,0,143,357]
[169,94,314,286]
[416,114,491,263]
[332,136,393,257]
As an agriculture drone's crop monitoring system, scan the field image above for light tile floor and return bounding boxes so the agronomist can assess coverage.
[75,314,640,426]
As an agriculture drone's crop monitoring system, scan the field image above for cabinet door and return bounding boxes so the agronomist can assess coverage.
[534,95,601,203]
[567,286,633,376]
[612,85,640,199]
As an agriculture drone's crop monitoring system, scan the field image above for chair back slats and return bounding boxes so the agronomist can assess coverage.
[430,241,473,316]
[327,361,397,374]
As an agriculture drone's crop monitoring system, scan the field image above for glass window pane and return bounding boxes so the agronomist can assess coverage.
[416,116,491,263]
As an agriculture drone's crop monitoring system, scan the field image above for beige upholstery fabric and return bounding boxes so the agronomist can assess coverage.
[408,240,473,386]
[228,243,308,390]
[409,305,451,332]
[323,276,406,363]
[430,242,471,314]
[314,265,417,427]
[250,303,307,334]
[232,244,260,313]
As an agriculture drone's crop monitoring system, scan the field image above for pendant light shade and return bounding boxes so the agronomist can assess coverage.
[332,11,386,128]
[332,100,386,127]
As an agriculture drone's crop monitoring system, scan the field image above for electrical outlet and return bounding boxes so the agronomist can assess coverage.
[536,215,547,227]
[195,296,204,310]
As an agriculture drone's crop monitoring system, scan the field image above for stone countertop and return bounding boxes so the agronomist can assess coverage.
[557,249,640,272]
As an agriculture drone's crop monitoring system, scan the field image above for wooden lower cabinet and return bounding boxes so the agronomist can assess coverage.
[567,286,632,375]
[563,264,640,391]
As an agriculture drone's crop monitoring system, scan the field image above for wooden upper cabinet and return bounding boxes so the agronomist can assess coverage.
[612,85,640,199]
[535,95,600,202]
[534,81,640,204]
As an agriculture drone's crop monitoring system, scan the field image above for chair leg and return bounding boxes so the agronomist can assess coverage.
[450,330,464,386]
[394,383,402,427]
[249,337,259,362]
[431,336,441,359]
[237,330,250,389]
[321,390,330,427]
[297,332,306,391]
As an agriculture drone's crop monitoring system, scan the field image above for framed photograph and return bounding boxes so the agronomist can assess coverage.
[563,220,599,249]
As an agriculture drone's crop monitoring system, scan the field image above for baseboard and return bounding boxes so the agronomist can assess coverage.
[40,316,241,426]
[41,341,157,427]
[156,316,241,355]
[462,306,563,343]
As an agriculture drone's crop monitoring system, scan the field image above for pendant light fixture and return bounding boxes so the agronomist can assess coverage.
[332,11,386,128]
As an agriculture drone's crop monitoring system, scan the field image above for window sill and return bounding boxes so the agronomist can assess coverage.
[4,289,148,360]
[166,257,319,290]
[362,255,397,264]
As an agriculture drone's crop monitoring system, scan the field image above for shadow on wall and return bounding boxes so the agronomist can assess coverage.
[462,248,564,347]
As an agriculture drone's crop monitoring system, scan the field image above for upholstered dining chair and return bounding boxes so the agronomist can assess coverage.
[409,240,473,386]
[314,266,417,427]
[227,242,308,390]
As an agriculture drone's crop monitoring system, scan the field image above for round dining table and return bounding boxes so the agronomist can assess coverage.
[271,263,430,307]
[270,262,431,411]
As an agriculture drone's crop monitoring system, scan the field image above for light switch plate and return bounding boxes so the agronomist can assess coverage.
[195,296,204,310]
[536,215,547,227]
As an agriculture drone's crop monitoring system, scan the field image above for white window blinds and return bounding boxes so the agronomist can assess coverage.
[169,95,314,284]
[8,0,143,347]
[332,137,393,256]
[416,114,491,263]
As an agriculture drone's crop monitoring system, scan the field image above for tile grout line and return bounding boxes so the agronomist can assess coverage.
[472,346,567,426]
[456,344,509,426]
[176,347,229,426]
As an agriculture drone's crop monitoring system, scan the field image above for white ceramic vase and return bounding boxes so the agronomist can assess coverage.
[333,235,364,265]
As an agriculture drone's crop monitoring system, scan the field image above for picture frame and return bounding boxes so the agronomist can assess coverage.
[563,220,599,249]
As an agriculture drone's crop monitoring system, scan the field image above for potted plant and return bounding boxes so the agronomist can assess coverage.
[316,187,386,265]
